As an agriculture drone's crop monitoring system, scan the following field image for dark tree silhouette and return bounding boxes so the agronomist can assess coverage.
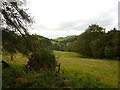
[0,0,33,35]
[1,0,33,60]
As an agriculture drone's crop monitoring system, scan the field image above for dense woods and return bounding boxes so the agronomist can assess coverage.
[52,25,120,60]
[72,25,120,60]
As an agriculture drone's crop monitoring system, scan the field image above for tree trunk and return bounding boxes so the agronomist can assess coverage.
[10,54,13,61]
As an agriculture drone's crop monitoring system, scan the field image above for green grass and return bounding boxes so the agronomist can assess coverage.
[2,64,59,88]
[2,53,28,64]
[2,51,119,88]
[53,35,76,42]
[54,51,119,88]
[3,64,115,88]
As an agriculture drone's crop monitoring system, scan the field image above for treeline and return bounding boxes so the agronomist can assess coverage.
[61,24,120,60]
[51,36,77,51]
[2,28,56,71]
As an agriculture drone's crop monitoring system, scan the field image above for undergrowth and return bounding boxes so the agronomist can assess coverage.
[2,64,117,88]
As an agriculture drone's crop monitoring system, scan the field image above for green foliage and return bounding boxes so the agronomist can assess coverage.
[27,48,57,71]
[51,43,61,51]
[63,76,115,88]
[17,34,40,57]
[55,51,118,87]
[2,64,63,88]
[1,1,33,35]
[86,24,105,33]
[104,29,120,59]
[51,43,65,51]
[71,25,120,60]
[2,29,22,60]
[64,42,76,52]
[51,35,77,51]
[33,35,52,48]
[16,34,52,56]
[3,63,116,88]
[90,38,106,58]
[54,35,77,41]
[1,0,33,60]
[73,32,102,57]
[59,36,77,44]
[3,64,60,88]
[26,70,65,88]
[2,64,26,88]
[2,31,57,71]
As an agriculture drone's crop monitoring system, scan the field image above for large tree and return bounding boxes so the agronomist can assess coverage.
[104,28,120,59]
[0,0,33,35]
[1,0,33,60]
[1,1,58,70]
[74,24,105,57]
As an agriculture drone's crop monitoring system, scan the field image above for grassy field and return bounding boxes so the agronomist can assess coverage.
[54,51,119,87]
[3,51,119,88]
[3,53,28,64]
[53,35,76,42]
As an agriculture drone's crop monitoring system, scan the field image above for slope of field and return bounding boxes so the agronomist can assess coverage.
[53,35,77,42]
[3,53,28,64]
[3,51,119,87]
[54,51,119,87]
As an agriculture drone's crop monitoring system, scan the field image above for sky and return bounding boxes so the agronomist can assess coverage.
[27,0,119,39]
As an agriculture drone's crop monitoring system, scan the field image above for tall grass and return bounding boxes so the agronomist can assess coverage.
[54,51,119,88]
[2,51,119,88]
[2,63,117,88]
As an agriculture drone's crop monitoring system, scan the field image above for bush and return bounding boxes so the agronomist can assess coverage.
[2,64,26,88]
[27,48,57,71]
[3,64,116,88]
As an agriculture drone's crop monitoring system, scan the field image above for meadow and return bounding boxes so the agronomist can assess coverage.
[2,51,119,88]
[54,51,119,87]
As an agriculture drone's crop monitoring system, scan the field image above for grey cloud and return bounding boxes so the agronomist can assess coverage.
[29,6,117,39]
[55,8,117,32]
[55,20,87,31]
[93,8,117,28]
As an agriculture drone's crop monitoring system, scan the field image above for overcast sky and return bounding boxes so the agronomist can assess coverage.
[27,0,119,39]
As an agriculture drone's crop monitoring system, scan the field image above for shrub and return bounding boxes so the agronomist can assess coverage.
[27,48,57,71]
[2,64,26,88]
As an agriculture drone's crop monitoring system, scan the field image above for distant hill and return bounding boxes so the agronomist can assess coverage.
[33,35,78,51]
[32,34,52,47]
[50,35,78,51]
[52,35,78,44]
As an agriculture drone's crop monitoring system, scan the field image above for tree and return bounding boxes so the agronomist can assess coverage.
[34,35,52,48]
[72,24,105,57]
[1,0,33,35]
[86,24,105,33]
[74,32,92,56]
[1,0,33,60]
[27,48,57,71]
[72,26,120,60]
[2,28,20,60]
[1,0,58,71]
[104,29,120,60]
[90,36,106,59]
